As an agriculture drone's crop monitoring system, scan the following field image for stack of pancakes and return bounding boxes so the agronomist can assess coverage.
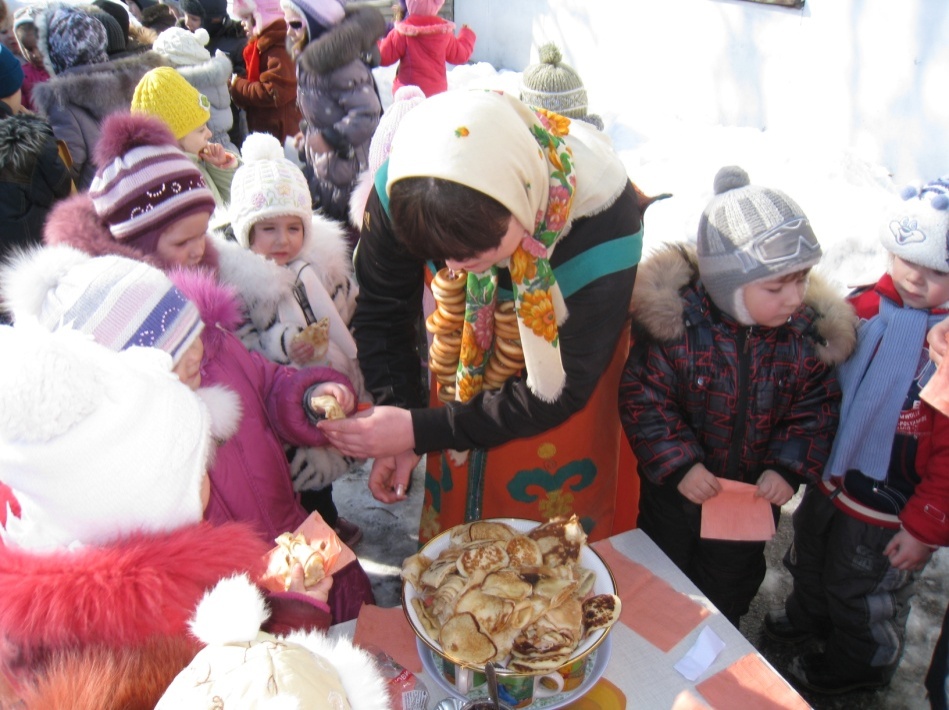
[402,516,621,670]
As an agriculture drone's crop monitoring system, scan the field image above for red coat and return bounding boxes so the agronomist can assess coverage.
[378,15,475,97]
[839,275,949,547]
[0,521,331,709]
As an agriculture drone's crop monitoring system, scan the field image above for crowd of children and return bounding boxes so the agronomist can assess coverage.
[0,0,947,706]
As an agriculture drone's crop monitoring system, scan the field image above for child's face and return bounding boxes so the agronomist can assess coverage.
[184,13,203,31]
[240,14,255,37]
[156,211,211,268]
[250,215,305,266]
[172,337,204,390]
[15,25,42,67]
[742,270,809,328]
[891,255,949,310]
[284,7,307,47]
[179,124,212,156]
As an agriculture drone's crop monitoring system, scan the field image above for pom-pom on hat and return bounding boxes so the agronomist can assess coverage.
[36,3,109,75]
[156,575,390,708]
[520,43,602,129]
[0,45,24,100]
[152,26,212,66]
[697,166,822,325]
[230,132,313,248]
[90,112,217,256]
[132,66,212,140]
[880,176,949,273]
[0,320,212,552]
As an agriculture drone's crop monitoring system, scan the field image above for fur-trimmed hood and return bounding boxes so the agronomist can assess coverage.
[42,193,221,273]
[0,114,55,176]
[31,51,169,125]
[0,521,268,667]
[298,4,385,76]
[212,215,357,329]
[630,243,858,366]
[393,13,457,37]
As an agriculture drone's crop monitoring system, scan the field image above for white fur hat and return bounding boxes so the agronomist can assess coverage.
[230,132,314,249]
[881,176,949,273]
[0,322,212,552]
[157,574,390,709]
[152,26,212,66]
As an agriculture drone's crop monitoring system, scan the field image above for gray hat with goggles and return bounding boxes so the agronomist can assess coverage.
[697,165,822,324]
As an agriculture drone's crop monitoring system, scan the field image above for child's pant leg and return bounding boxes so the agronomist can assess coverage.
[783,483,834,633]
[820,512,915,680]
[638,475,767,626]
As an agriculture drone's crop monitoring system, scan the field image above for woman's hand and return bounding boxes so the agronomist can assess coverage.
[368,450,421,503]
[317,405,415,458]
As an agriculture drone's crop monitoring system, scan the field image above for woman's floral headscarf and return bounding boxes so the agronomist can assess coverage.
[386,89,628,402]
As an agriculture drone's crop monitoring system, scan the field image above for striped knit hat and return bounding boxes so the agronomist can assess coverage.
[24,248,204,366]
[90,112,217,256]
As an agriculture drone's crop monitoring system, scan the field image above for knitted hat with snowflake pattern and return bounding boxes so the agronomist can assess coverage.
[230,132,314,248]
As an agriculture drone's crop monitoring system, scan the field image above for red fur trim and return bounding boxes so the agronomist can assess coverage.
[0,522,268,663]
[168,266,244,332]
[13,636,197,710]
[93,112,177,168]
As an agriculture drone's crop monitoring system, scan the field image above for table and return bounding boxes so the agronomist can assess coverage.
[331,528,811,709]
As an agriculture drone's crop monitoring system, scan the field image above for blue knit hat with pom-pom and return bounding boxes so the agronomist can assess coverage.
[697,165,822,324]
[881,176,949,273]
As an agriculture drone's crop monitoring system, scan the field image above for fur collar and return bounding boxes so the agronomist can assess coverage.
[0,114,54,175]
[630,243,857,366]
[395,15,455,37]
[212,215,356,327]
[298,5,386,76]
[31,52,168,123]
[0,522,268,663]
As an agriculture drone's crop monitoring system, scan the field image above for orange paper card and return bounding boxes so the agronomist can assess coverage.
[592,540,709,652]
[259,511,356,593]
[921,334,949,417]
[696,653,809,710]
[353,603,423,674]
[700,479,776,542]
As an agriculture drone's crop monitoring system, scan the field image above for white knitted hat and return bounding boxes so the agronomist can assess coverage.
[230,132,314,248]
[881,176,949,273]
[152,26,212,66]
[0,323,213,552]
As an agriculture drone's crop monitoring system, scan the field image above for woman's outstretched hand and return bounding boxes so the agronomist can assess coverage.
[317,405,414,458]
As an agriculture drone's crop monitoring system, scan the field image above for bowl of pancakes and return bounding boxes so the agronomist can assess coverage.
[401,516,621,698]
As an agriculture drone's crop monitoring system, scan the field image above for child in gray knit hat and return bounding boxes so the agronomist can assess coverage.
[619,165,857,628]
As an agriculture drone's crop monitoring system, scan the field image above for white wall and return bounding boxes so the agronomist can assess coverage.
[455,0,949,184]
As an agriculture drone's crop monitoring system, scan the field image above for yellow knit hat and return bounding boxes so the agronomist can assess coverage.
[131,66,211,140]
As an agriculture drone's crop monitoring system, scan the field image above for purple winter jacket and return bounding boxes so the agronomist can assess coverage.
[169,267,354,543]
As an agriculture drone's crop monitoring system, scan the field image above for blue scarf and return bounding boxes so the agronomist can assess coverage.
[824,297,944,481]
